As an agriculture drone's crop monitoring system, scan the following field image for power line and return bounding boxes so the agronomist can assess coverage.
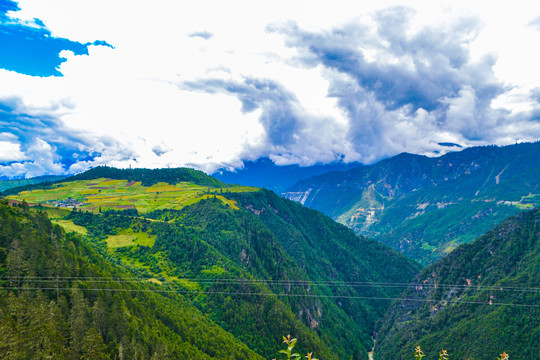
[2,286,539,309]
[2,276,539,293]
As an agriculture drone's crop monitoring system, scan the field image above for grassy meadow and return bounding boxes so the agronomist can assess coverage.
[106,228,156,248]
[7,177,257,213]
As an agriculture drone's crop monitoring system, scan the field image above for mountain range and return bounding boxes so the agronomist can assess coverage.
[0,144,538,359]
[0,166,419,359]
[212,157,362,193]
[283,142,540,264]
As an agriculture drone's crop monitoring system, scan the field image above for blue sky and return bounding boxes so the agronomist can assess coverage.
[1,0,540,178]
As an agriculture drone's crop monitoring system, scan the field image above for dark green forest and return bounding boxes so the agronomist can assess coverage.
[64,166,227,187]
[376,208,540,360]
[63,190,420,359]
[0,190,419,359]
[0,200,261,359]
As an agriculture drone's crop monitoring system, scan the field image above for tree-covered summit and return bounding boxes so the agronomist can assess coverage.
[64,165,227,187]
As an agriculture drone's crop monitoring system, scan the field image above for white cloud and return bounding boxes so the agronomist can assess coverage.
[1,0,539,177]
[0,141,26,162]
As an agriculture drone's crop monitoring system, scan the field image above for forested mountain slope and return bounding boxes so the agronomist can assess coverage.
[0,200,262,359]
[2,167,421,359]
[375,208,540,360]
[283,142,540,264]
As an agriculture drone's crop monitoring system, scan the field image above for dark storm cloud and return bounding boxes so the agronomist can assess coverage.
[182,7,540,169]
[0,97,133,178]
[274,8,503,114]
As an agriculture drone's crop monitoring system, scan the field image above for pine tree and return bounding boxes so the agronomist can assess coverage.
[69,287,89,358]
[80,328,108,360]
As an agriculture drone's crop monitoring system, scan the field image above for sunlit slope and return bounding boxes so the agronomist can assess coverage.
[7,177,257,213]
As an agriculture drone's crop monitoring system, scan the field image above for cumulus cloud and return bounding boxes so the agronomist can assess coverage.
[182,77,355,166]
[267,7,540,161]
[274,8,499,112]
[0,96,133,178]
[184,78,300,145]
[1,2,540,179]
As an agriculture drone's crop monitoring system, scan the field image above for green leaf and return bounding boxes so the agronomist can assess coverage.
[289,338,297,348]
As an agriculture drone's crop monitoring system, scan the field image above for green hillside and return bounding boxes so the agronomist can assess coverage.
[283,142,540,264]
[5,176,255,213]
[375,208,540,360]
[0,200,262,359]
[1,167,421,359]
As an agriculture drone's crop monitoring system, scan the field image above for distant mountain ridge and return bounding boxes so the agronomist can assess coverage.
[0,175,67,192]
[283,142,540,264]
[66,165,226,187]
[212,157,362,193]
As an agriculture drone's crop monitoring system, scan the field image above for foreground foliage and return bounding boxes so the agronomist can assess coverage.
[273,338,512,360]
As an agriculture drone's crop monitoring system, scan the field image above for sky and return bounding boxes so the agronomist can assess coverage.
[1,0,540,178]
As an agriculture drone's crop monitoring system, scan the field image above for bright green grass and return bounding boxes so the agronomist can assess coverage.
[516,203,535,209]
[43,207,71,219]
[106,229,155,248]
[105,230,199,290]
[51,219,88,235]
[7,178,258,213]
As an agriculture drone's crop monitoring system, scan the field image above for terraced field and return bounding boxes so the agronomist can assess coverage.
[6,177,257,213]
